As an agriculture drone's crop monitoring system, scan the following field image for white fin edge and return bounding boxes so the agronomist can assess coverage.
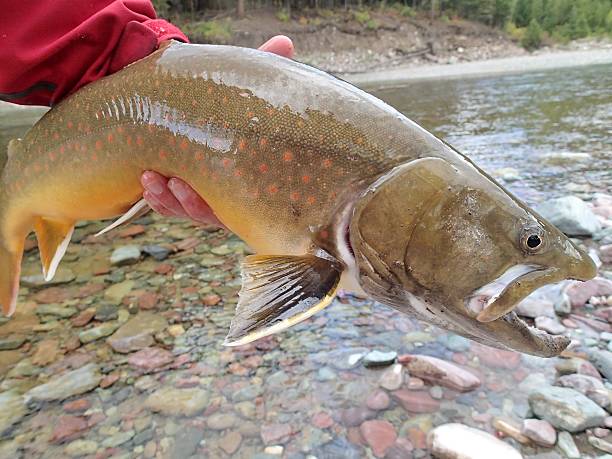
[95,198,149,237]
[223,288,337,347]
[42,226,74,282]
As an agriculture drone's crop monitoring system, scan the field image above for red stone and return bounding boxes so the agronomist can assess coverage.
[75,284,106,298]
[118,225,145,238]
[347,426,367,446]
[260,423,292,444]
[127,347,173,372]
[202,294,221,306]
[392,390,440,413]
[137,292,160,310]
[366,390,390,411]
[100,372,120,389]
[311,412,334,429]
[34,287,72,304]
[87,412,106,427]
[471,345,521,369]
[154,263,173,274]
[406,427,427,449]
[72,308,96,327]
[360,420,397,457]
[176,237,199,251]
[401,354,481,392]
[567,278,612,307]
[63,399,91,413]
[51,415,88,443]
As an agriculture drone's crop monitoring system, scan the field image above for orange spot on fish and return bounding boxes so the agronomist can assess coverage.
[200,166,207,176]
[238,139,247,151]
[67,121,73,129]
[180,139,189,151]
[95,140,103,150]
[222,158,232,168]
[194,150,204,161]
[322,158,332,168]
[259,138,268,147]
[290,191,300,201]
[59,145,65,155]
[329,191,337,199]
[302,175,311,184]
[48,151,56,161]
[250,189,260,199]
[259,164,269,173]
[91,153,98,161]
[307,196,316,205]
[268,184,279,194]
[117,126,124,134]
[126,136,132,146]
[283,151,293,162]
[107,133,114,143]
[136,136,144,147]
[34,163,41,172]
[159,149,168,160]
[234,169,243,177]
[74,142,81,151]
[53,132,59,140]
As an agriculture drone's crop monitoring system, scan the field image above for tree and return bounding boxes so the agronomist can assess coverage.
[513,0,532,27]
[570,6,591,38]
[531,0,545,24]
[522,18,543,49]
[493,0,512,26]
[236,0,245,18]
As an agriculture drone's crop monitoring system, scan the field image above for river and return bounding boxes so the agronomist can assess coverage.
[0,63,610,458]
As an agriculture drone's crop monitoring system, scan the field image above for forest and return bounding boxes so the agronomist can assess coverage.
[155,0,612,50]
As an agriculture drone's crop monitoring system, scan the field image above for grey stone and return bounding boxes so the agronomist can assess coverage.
[589,349,612,380]
[107,312,168,353]
[145,387,208,416]
[94,304,118,321]
[207,412,238,430]
[79,321,120,344]
[556,431,580,459]
[590,435,612,454]
[65,440,99,457]
[537,196,601,237]
[528,386,606,432]
[535,316,567,335]
[554,292,572,316]
[363,350,397,367]
[517,298,556,319]
[0,390,27,434]
[166,426,204,458]
[110,245,141,266]
[25,363,101,402]
[142,245,171,261]
[232,384,263,402]
[379,364,404,391]
[0,335,26,350]
[101,429,134,448]
[36,304,78,318]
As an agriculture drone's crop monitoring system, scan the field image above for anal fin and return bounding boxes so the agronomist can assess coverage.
[224,254,343,346]
[33,218,75,281]
[95,198,150,237]
[0,243,23,316]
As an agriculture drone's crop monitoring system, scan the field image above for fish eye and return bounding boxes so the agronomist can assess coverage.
[520,226,545,254]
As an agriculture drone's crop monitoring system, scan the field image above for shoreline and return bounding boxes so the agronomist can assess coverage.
[343,48,612,87]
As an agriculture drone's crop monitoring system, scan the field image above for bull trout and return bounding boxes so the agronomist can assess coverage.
[0,41,596,357]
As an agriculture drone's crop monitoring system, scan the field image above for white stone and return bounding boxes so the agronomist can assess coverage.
[427,423,522,459]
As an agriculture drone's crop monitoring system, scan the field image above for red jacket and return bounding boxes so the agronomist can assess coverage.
[0,0,188,106]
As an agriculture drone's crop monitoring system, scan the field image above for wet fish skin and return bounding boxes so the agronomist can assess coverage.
[0,41,596,357]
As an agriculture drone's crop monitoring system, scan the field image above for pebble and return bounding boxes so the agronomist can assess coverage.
[51,415,88,443]
[145,387,209,416]
[25,364,101,402]
[588,349,612,380]
[311,412,334,429]
[366,390,390,410]
[232,384,263,402]
[142,245,171,261]
[207,412,238,430]
[528,386,607,432]
[401,354,481,392]
[0,334,26,350]
[378,364,403,391]
[64,439,98,457]
[101,429,134,448]
[557,431,581,459]
[128,347,173,371]
[104,280,135,304]
[517,298,556,318]
[108,313,168,353]
[535,316,567,334]
[427,423,522,459]
[589,435,612,454]
[0,390,27,434]
[260,423,292,444]
[567,277,612,307]
[264,445,284,455]
[363,350,397,367]
[393,390,440,413]
[537,196,601,236]
[219,431,242,455]
[521,419,556,447]
[493,418,530,444]
[36,304,78,318]
[78,321,120,344]
[110,245,141,265]
[360,420,397,458]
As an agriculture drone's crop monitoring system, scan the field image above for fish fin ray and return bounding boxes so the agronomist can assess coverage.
[33,218,75,281]
[224,254,343,346]
[95,198,150,237]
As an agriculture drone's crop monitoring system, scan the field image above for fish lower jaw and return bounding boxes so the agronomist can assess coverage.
[503,310,570,357]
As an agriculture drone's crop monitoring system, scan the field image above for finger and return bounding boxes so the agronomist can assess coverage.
[141,171,189,218]
[167,178,226,227]
[143,190,176,217]
[259,35,294,59]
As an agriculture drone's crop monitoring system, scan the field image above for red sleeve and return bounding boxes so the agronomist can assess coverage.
[0,0,189,106]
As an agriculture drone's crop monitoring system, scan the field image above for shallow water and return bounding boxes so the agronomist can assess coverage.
[0,64,610,459]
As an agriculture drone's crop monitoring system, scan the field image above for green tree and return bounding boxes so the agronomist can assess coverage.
[493,0,512,26]
[522,17,543,48]
[570,6,591,38]
[531,0,545,24]
[513,0,532,27]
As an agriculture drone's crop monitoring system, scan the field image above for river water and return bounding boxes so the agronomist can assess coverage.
[0,64,610,458]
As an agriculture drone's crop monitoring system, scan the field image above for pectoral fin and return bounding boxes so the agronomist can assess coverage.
[33,218,75,281]
[224,254,343,346]
[95,198,150,237]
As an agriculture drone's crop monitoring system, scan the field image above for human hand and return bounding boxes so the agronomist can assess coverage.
[141,36,294,226]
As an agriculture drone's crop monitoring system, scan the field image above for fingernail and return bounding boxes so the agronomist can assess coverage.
[168,179,188,201]
[142,172,166,195]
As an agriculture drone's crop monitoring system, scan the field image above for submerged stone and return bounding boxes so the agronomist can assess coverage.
[25,364,101,402]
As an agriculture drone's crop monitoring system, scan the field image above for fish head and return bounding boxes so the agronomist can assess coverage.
[349,156,596,357]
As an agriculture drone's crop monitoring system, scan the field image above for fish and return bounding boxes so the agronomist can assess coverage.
[0,40,596,357]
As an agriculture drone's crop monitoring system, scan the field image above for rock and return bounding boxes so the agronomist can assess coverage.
[428,423,522,459]
[556,431,580,459]
[555,357,601,379]
[0,390,27,434]
[36,304,78,318]
[517,298,556,319]
[52,415,89,443]
[521,419,556,447]
[142,245,171,261]
[366,390,390,411]
[166,426,204,458]
[22,267,75,287]
[363,350,397,367]
[360,420,397,458]
[65,439,98,457]
[567,278,612,307]
[78,321,120,344]
[25,364,101,402]
[535,316,567,335]
[589,435,612,454]
[393,390,440,413]
[557,374,607,402]
[219,431,242,455]
[260,423,292,444]
[110,245,141,265]
[104,280,135,304]
[401,355,481,392]
[94,304,118,321]
[379,364,403,391]
[232,384,263,402]
[311,412,334,429]
[339,407,377,427]
[537,196,601,236]
[145,387,208,416]
[0,335,26,350]
[554,292,572,315]
[492,418,530,444]
[528,386,606,432]
[471,346,520,369]
[589,349,612,380]
[207,412,238,430]
[108,313,168,353]
[101,429,134,448]
[71,308,96,327]
[128,347,173,372]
